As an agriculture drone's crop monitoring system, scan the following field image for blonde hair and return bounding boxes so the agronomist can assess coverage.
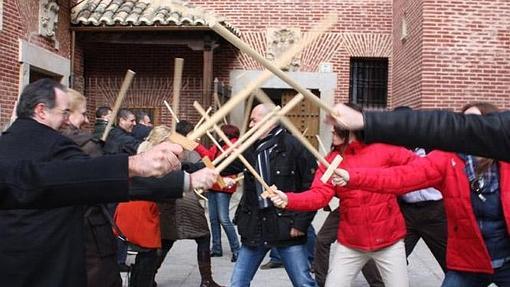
[137,125,173,154]
[67,88,87,112]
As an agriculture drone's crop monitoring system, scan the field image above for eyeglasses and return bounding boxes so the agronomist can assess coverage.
[56,108,70,116]
[470,177,487,202]
[43,104,70,117]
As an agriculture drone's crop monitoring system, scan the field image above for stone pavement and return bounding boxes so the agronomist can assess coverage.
[124,194,445,287]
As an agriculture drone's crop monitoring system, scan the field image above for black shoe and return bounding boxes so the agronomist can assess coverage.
[260,261,283,270]
[231,253,238,263]
[210,251,223,257]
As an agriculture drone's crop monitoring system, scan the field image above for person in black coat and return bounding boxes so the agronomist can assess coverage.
[103,109,142,155]
[93,106,112,140]
[229,104,317,287]
[132,110,152,140]
[0,79,109,287]
[0,79,213,287]
[102,108,142,268]
[326,103,510,161]
[62,89,122,287]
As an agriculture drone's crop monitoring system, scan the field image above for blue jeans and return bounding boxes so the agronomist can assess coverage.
[442,262,510,287]
[231,244,316,287]
[208,192,240,255]
[269,225,316,265]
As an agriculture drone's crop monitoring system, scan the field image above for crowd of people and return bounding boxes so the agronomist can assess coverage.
[1,78,509,287]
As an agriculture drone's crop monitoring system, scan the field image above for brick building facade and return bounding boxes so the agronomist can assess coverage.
[1,0,509,138]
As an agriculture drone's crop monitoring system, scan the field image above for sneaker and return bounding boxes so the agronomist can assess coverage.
[210,251,223,257]
[231,253,238,263]
[260,261,283,270]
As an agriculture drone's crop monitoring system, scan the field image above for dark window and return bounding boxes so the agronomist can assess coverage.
[29,67,61,83]
[349,58,388,109]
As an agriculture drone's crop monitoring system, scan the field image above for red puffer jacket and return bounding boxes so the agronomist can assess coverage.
[114,201,161,249]
[286,141,416,251]
[348,150,510,274]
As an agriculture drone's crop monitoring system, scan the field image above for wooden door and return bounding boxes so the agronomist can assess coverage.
[281,90,320,149]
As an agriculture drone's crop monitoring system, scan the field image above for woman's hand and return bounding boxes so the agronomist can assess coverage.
[223,177,236,189]
[331,168,350,186]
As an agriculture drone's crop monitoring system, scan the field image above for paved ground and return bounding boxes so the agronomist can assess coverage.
[124,193,445,287]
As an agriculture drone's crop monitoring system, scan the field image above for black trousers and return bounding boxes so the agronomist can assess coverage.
[313,208,384,287]
[159,235,210,265]
[400,200,447,272]
[129,249,160,287]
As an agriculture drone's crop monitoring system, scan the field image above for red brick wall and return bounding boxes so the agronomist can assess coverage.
[0,0,72,127]
[0,0,22,127]
[421,0,510,111]
[392,0,424,109]
[192,0,394,105]
[82,42,207,126]
[81,0,394,127]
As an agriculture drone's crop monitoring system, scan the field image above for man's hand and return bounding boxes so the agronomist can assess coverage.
[128,142,183,178]
[190,168,219,190]
[324,104,364,130]
[290,228,305,238]
[331,168,349,187]
[269,189,288,209]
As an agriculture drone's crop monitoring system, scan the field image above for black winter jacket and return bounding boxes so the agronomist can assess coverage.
[93,119,108,140]
[103,127,141,155]
[233,127,317,248]
[363,110,510,162]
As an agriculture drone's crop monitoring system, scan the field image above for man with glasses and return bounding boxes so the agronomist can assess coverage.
[0,79,218,286]
[0,79,109,286]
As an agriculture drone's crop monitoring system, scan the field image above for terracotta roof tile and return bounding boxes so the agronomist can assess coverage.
[71,0,240,35]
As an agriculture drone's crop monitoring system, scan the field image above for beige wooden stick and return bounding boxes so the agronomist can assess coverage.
[202,156,226,188]
[316,134,328,156]
[163,100,200,150]
[255,90,342,183]
[195,101,275,195]
[216,94,304,172]
[206,131,223,153]
[302,127,309,137]
[240,93,255,135]
[234,175,244,183]
[320,155,343,183]
[193,188,208,201]
[213,78,221,107]
[212,106,280,166]
[209,14,348,126]
[212,78,227,124]
[194,106,212,131]
[164,100,180,123]
[167,132,198,150]
[254,89,329,167]
[188,15,333,142]
[171,58,184,132]
[101,69,136,141]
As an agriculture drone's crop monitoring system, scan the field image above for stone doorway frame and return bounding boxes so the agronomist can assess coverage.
[229,70,337,146]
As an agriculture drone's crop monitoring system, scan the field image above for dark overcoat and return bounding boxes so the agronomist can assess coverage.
[0,118,127,287]
[233,127,317,248]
